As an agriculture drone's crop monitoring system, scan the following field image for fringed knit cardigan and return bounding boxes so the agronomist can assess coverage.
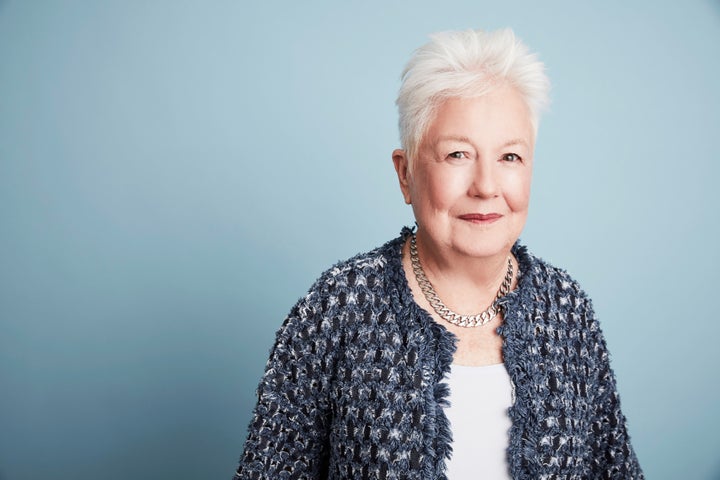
[234,229,643,479]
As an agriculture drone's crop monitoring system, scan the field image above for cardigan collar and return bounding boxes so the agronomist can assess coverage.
[386,226,536,330]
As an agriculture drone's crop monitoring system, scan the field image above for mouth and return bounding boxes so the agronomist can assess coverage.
[458,213,503,224]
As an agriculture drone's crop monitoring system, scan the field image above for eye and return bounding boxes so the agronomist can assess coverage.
[502,153,522,162]
[448,151,466,159]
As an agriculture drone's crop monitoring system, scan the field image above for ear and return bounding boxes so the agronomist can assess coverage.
[392,149,412,205]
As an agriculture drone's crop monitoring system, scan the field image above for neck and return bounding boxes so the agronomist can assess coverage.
[413,229,512,291]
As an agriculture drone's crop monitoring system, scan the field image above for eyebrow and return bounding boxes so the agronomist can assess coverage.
[434,136,530,148]
[434,135,472,144]
[500,138,530,148]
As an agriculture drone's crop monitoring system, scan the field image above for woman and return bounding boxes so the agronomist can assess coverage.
[234,29,643,479]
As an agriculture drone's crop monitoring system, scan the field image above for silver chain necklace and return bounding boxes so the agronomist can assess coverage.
[409,233,513,328]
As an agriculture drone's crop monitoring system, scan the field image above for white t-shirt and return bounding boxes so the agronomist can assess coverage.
[443,363,514,479]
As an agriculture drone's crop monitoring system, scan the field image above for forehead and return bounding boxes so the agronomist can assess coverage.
[424,86,534,148]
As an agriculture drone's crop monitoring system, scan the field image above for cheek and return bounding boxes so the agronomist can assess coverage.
[506,174,532,212]
[424,171,467,211]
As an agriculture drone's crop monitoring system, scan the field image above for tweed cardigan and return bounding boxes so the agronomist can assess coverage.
[234,229,643,479]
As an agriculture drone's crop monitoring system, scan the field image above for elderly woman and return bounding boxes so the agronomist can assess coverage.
[234,29,642,479]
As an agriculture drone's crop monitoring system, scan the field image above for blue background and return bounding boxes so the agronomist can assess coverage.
[1,1,719,479]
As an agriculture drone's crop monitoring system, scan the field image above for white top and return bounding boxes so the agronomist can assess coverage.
[443,363,514,479]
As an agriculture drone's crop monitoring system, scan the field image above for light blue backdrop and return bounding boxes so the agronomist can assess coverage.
[1,1,719,479]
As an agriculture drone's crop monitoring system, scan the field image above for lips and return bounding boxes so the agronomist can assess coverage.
[459,213,503,223]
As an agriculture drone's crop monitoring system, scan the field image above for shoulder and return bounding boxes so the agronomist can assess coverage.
[504,243,604,347]
[267,232,408,372]
[507,244,612,366]
[513,243,592,308]
[282,232,406,329]
[305,232,406,301]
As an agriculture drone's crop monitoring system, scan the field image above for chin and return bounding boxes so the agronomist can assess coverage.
[453,237,515,259]
[449,220,523,256]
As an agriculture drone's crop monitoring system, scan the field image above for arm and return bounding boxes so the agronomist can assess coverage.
[584,300,644,479]
[234,292,334,480]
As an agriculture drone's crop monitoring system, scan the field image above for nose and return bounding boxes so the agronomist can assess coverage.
[468,159,498,199]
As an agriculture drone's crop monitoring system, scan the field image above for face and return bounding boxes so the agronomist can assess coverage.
[393,85,535,261]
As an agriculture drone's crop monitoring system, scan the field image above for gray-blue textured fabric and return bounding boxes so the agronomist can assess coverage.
[234,228,643,479]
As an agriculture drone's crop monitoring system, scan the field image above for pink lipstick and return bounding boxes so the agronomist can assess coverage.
[459,213,502,223]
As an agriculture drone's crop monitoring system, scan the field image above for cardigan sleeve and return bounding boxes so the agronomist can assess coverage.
[233,290,335,480]
[584,299,644,479]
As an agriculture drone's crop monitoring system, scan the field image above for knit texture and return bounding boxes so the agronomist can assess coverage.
[234,229,643,479]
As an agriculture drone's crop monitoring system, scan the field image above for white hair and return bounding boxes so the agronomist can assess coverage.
[396,28,550,161]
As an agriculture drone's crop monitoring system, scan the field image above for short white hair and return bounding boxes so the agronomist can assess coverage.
[396,28,550,161]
